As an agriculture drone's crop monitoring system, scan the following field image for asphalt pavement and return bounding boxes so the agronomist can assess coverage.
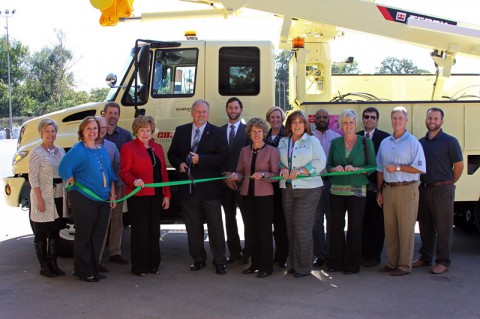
[2,140,480,318]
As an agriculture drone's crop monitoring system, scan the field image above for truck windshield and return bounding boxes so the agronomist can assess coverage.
[105,52,135,101]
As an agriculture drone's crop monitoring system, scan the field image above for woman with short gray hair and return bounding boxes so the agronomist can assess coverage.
[230,118,279,278]
[326,109,376,274]
[29,118,66,278]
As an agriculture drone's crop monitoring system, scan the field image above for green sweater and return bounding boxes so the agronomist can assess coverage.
[326,136,376,186]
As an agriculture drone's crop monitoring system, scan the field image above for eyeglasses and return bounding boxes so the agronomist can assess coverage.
[316,115,329,119]
[363,115,377,120]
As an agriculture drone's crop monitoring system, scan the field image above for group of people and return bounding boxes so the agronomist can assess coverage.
[29,97,463,282]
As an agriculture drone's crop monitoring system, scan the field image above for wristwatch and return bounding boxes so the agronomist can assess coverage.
[261,173,265,179]
[396,165,401,172]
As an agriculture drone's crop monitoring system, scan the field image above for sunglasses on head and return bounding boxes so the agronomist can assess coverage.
[316,115,329,119]
[363,115,377,120]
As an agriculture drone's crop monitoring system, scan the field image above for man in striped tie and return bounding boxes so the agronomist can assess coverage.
[221,97,250,265]
[168,99,229,275]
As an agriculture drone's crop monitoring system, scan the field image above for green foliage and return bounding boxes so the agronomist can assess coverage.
[275,50,292,109]
[0,30,109,120]
[332,61,360,74]
[376,57,430,74]
[89,88,110,102]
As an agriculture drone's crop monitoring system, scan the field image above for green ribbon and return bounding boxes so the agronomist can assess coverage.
[66,167,379,203]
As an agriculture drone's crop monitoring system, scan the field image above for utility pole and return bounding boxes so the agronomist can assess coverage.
[1,9,15,139]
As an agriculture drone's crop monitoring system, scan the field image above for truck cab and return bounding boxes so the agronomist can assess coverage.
[3,39,275,252]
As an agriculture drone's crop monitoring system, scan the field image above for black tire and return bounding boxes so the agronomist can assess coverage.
[473,202,480,232]
[454,203,476,231]
[58,222,74,258]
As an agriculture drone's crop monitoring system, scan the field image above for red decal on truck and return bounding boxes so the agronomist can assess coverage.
[157,132,175,139]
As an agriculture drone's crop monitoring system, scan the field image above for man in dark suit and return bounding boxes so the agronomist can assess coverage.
[167,99,229,275]
[357,107,390,267]
[221,97,250,264]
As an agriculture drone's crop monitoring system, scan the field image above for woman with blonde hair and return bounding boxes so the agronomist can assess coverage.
[265,106,289,268]
[29,118,66,277]
[326,109,376,274]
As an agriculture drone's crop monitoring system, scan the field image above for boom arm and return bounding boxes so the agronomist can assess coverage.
[92,0,480,58]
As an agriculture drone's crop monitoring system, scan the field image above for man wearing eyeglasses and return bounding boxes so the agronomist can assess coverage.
[357,107,390,267]
[311,109,340,267]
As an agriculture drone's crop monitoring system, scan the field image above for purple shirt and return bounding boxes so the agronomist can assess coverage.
[312,129,341,173]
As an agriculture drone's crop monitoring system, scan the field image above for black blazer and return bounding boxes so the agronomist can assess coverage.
[221,122,250,172]
[357,129,390,154]
[167,122,228,201]
[357,129,390,186]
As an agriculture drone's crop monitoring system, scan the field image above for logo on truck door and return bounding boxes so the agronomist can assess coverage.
[157,131,175,139]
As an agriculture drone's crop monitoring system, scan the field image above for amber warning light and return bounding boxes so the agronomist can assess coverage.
[185,31,198,40]
[292,37,305,48]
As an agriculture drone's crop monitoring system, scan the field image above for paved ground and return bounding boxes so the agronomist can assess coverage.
[1,203,480,319]
[2,140,480,318]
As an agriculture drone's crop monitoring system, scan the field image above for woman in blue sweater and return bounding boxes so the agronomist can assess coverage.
[59,116,117,282]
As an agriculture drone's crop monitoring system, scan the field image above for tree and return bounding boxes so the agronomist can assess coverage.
[23,30,76,116]
[332,61,360,74]
[89,88,110,102]
[275,50,292,110]
[376,57,429,74]
[0,36,30,117]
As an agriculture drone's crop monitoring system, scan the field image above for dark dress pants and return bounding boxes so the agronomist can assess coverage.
[329,194,366,273]
[272,182,288,263]
[418,184,455,266]
[361,190,385,263]
[242,195,274,273]
[70,191,110,278]
[182,196,227,266]
[127,195,162,274]
[221,183,247,257]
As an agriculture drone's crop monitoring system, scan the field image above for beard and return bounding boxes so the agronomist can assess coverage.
[427,123,441,131]
[316,122,329,131]
[228,113,240,121]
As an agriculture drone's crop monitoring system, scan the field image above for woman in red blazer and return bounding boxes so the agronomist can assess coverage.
[120,115,171,276]
[230,118,279,278]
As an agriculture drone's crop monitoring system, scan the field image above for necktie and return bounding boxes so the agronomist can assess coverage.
[228,124,235,150]
[192,128,201,152]
[366,132,370,138]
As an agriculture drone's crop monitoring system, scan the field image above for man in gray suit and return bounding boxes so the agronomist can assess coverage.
[221,97,250,264]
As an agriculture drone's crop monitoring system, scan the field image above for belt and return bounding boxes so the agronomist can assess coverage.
[384,181,416,187]
[421,180,452,188]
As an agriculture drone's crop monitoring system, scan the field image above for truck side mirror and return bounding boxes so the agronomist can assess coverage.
[105,73,118,87]
[138,85,149,103]
[138,44,150,85]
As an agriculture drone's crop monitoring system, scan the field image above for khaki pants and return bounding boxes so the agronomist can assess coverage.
[382,183,419,273]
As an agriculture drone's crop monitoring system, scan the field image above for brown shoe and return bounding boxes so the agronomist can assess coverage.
[390,268,409,276]
[430,264,448,274]
[378,265,394,272]
[412,259,431,268]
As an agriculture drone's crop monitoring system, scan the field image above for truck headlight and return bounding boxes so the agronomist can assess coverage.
[13,151,28,166]
[5,184,11,196]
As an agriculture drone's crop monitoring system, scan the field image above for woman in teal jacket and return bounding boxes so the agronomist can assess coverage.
[326,109,376,274]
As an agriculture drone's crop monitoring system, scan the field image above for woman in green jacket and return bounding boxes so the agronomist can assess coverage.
[326,109,376,274]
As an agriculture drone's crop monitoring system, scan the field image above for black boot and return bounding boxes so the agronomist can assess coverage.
[48,238,65,276]
[35,241,57,278]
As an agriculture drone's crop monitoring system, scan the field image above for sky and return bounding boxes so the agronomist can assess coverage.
[2,0,480,92]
